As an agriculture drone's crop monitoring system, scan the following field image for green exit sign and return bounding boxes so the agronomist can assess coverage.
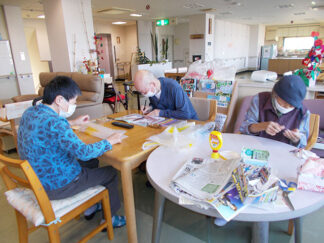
[156,19,169,26]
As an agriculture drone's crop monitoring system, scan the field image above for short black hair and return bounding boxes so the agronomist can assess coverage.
[42,76,81,105]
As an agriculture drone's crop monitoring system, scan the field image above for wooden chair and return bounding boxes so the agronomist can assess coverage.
[0,100,36,152]
[189,97,217,122]
[0,154,114,243]
[193,81,238,132]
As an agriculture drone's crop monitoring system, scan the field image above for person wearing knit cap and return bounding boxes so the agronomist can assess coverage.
[240,75,310,148]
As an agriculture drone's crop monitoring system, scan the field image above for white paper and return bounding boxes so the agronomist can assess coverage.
[79,122,127,140]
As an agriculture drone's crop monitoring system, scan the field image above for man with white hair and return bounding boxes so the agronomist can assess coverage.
[134,70,198,120]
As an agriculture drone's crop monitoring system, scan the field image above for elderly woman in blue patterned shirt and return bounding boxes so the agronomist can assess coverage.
[18,76,126,228]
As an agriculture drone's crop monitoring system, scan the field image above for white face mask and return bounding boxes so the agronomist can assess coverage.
[143,88,156,98]
[274,98,294,114]
[59,99,76,118]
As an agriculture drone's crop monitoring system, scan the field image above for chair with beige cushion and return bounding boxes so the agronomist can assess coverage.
[189,97,217,122]
[38,72,105,119]
[0,153,114,243]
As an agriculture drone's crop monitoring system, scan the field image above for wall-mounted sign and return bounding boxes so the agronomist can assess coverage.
[190,34,204,39]
[156,19,169,26]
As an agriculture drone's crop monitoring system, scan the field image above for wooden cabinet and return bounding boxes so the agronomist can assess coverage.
[268,58,304,75]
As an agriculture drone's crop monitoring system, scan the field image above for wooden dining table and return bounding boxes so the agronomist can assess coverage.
[75,110,166,243]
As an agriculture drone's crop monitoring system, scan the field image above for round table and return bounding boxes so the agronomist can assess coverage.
[147,133,324,243]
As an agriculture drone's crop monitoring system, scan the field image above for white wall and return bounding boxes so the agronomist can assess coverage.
[205,13,214,61]
[189,15,206,61]
[24,26,50,91]
[214,19,250,71]
[248,24,265,69]
[125,25,138,63]
[137,20,153,60]
[0,7,19,100]
[3,5,35,95]
[156,25,175,62]
[0,7,8,40]
[44,0,96,72]
[23,19,51,61]
[61,0,96,71]
[174,23,189,67]
[43,0,70,72]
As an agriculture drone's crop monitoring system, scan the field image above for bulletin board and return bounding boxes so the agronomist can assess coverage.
[0,40,15,76]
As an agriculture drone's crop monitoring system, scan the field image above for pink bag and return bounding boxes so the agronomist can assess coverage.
[297,157,324,193]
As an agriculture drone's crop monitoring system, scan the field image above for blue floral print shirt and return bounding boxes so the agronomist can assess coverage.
[18,104,111,191]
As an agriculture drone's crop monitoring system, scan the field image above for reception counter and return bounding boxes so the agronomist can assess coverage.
[268,58,304,75]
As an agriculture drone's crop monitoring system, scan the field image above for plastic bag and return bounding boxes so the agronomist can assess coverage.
[146,122,215,151]
[183,60,208,80]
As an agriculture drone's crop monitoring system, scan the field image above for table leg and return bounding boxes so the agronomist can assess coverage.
[294,217,302,243]
[207,216,212,243]
[252,222,269,243]
[152,190,166,243]
[121,164,137,243]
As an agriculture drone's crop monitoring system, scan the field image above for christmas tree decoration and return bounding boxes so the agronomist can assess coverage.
[294,32,324,87]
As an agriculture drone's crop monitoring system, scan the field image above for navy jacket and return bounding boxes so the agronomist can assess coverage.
[149,77,198,120]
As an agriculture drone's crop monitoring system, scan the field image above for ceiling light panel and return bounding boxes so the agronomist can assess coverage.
[183,3,205,9]
[112,21,127,25]
[130,13,142,17]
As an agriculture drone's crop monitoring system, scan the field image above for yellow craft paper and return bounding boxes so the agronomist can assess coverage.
[84,126,98,135]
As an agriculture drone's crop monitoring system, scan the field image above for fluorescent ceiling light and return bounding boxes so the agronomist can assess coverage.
[311,1,316,5]
[37,15,45,19]
[130,13,142,17]
[112,21,127,25]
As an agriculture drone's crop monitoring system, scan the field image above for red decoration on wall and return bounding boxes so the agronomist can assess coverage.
[146,4,150,10]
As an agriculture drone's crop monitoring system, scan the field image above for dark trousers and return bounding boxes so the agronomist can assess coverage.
[46,159,121,216]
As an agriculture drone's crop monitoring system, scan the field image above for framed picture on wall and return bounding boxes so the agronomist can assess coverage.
[116,36,121,44]
[192,55,201,62]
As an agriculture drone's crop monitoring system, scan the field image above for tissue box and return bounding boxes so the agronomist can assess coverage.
[297,157,324,193]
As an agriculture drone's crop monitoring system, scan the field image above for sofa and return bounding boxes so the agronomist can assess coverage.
[38,72,104,119]
[11,72,105,120]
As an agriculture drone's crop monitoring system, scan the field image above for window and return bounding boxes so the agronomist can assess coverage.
[283,37,314,51]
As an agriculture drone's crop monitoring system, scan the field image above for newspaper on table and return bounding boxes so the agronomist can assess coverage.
[172,157,240,200]
[115,113,165,127]
[170,153,253,221]
[170,149,280,221]
[79,122,127,140]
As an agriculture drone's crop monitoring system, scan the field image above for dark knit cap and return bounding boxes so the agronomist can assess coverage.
[273,75,306,108]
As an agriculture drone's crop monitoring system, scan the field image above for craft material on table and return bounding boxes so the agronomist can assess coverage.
[297,157,324,193]
[241,147,269,166]
[78,122,127,140]
[115,113,165,127]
